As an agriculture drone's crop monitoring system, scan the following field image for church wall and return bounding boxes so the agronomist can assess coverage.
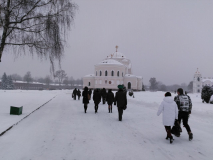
[83,77,95,89]
[124,77,137,90]
[137,78,143,90]
[93,65,126,89]
[94,65,127,77]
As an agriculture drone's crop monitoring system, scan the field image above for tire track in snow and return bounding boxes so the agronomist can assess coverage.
[0,95,57,137]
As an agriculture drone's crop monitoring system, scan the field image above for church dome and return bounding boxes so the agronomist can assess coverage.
[95,59,124,66]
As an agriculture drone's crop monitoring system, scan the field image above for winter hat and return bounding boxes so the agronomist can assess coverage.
[118,85,124,89]
[177,88,183,94]
[165,92,171,97]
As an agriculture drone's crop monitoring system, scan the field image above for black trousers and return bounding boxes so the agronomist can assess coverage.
[178,111,191,133]
[165,126,172,138]
[94,103,99,112]
[73,95,76,100]
[84,104,87,113]
[102,97,106,104]
[117,107,123,121]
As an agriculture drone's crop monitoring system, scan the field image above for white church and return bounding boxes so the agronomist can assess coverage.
[83,47,143,91]
[193,69,213,93]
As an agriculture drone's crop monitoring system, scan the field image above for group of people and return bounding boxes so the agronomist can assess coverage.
[157,88,193,144]
[73,86,127,121]
[72,87,194,142]
[72,88,82,100]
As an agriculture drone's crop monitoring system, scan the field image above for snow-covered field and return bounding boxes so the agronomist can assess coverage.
[0,90,213,160]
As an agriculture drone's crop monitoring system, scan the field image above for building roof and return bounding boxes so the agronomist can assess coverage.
[106,52,127,59]
[95,59,124,66]
[125,74,137,78]
[202,79,213,83]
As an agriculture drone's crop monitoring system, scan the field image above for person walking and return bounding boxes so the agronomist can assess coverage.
[93,89,101,113]
[174,88,193,141]
[157,92,178,144]
[106,89,114,113]
[114,85,127,121]
[77,89,81,100]
[82,87,89,113]
[88,89,92,102]
[101,88,107,104]
[72,88,77,100]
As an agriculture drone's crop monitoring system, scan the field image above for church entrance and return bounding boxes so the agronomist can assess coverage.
[128,82,131,89]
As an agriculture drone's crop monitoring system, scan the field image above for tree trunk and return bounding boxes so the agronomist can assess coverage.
[0,0,11,62]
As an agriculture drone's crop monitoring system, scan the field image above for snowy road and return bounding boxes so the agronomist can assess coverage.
[0,91,213,160]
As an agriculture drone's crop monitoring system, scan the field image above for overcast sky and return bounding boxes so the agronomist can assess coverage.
[0,0,213,85]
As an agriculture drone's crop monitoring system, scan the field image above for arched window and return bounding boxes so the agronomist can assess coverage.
[105,71,108,76]
[88,82,91,86]
[197,77,200,81]
[197,89,200,93]
[111,71,114,76]
[122,72,124,77]
[96,71,97,76]
[100,71,102,76]
[117,71,119,77]
[128,82,131,89]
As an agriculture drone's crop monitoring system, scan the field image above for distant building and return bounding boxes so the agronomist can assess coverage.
[193,68,213,93]
[83,46,143,90]
[0,80,82,90]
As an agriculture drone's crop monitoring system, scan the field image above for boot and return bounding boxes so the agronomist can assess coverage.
[108,108,110,113]
[165,136,169,140]
[111,108,112,113]
[170,136,174,144]
[189,133,193,141]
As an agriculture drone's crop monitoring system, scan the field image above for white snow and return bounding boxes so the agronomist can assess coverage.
[0,90,213,160]
[84,74,95,77]
[96,59,123,66]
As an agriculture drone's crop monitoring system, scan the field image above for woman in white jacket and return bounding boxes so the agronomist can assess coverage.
[157,92,178,144]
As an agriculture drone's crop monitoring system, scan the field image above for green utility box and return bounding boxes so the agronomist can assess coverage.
[10,106,23,115]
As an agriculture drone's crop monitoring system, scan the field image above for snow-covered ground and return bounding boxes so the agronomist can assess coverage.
[0,90,213,160]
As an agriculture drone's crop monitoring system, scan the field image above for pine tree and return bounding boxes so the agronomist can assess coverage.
[7,76,14,90]
[1,72,8,90]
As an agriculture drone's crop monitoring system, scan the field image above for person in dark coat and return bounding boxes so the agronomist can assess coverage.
[77,89,81,100]
[101,88,107,104]
[114,86,127,121]
[174,88,193,141]
[88,89,92,102]
[93,89,101,113]
[72,88,77,100]
[106,89,114,113]
[82,87,89,113]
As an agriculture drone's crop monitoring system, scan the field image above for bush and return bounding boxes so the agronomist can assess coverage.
[201,86,213,103]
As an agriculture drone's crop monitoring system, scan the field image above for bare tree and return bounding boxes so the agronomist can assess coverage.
[23,71,33,83]
[45,75,52,88]
[10,73,22,81]
[149,77,158,91]
[54,69,67,84]
[0,0,77,72]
